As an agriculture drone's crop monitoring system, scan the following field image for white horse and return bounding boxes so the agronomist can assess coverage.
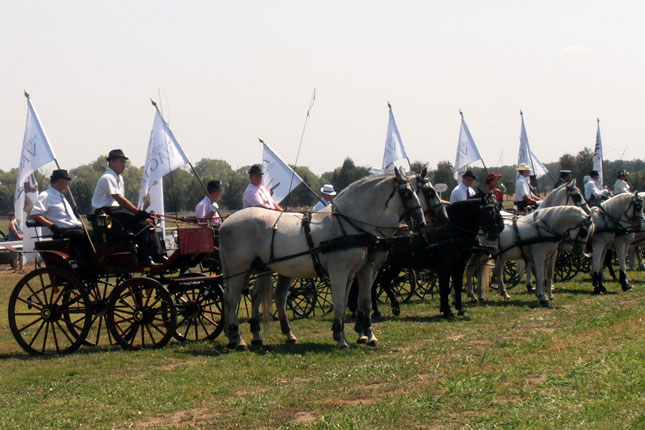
[588,192,643,294]
[218,169,426,349]
[466,181,590,302]
[492,206,593,306]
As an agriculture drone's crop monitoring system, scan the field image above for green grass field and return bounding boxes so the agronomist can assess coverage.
[0,267,643,429]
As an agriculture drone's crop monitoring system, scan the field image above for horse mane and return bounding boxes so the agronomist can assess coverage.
[541,183,567,206]
[332,173,397,214]
[530,205,585,226]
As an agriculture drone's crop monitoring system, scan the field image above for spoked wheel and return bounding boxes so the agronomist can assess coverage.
[314,279,333,314]
[413,269,438,299]
[376,269,415,304]
[78,274,129,347]
[172,274,225,342]
[8,268,91,355]
[490,260,521,290]
[107,277,176,350]
[554,251,579,282]
[576,255,591,274]
[287,279,317,319]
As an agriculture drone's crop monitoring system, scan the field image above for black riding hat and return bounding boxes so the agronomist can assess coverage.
[50,169,71,182]
[462,170,476,180]
[207,180,222,192]
[248,164,264,176]
[107,149,129,162]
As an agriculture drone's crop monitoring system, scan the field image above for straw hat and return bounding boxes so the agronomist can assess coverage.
[517,163,531,171]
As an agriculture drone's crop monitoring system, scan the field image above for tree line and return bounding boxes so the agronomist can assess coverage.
[0,147,643,216]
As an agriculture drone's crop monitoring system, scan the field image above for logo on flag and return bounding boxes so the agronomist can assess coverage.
[262,142,304,204]
[518,113,549,179]
[382,105,410,172]
[454,114,482,179]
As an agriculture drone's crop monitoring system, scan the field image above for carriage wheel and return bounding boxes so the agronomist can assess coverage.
[8,268,91,355]
[413,269,438,299]
[173,274,225,342]
[576,255,591,274]
[490,260,521,290]
[107,277,176,350]
[376,269,415,304]
[314,279,333,314]
[554,251,580,282]
[287,279,317,319]
[74,274,129,347]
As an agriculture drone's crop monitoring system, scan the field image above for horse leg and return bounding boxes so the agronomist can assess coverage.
[546,253,556,300]
[592,243,608,295]
[605,248,617,281]
[534,254,551,308]
[495,256,511,299]
[223,272,250,351]
[438,272,454,319]
[273,275,297,343]
[452,264,468,316]
[347,278,358,319]
[249,273,272,346]
[525,261,535,293]
[465,253,480,303]
[354,265,378,346]
[615,238,633,292]
[328,271,350,349]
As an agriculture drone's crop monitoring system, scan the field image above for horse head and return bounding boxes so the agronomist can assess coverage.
[565,180,592,215]
[390,167,426,233]
[414,167,448,228]
[480,192,504,240]
[629,191,643,231]
[566,211,595,256]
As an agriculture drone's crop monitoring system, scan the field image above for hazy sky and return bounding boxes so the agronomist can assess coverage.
[2,1,644,175]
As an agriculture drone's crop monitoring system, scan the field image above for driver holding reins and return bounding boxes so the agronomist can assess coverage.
[242,164,283,210]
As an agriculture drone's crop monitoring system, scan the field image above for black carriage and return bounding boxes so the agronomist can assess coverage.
[8,218,225,355]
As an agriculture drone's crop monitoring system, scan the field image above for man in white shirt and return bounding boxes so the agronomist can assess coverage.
[242,165,283,210]
[195,180,223,226]
[313,184,336,212]
[91,149,165,266]
[614,170,631,195]
[514,163,541,211]
[584,170,611,205]
[31,169,94,265]
[450,170,477,203]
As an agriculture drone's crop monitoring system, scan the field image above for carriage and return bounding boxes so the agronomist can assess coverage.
[7,216,225,355]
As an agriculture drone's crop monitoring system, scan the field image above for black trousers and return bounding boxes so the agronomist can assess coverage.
[100,207,164,260]
[59,227,95,266]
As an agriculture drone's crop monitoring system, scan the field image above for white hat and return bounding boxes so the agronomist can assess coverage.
[517,163,531,171]
[320,184,337,196]
[583,175,590,184]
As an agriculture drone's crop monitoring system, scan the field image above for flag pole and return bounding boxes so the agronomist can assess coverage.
[24,90,97,255]
[283,89,317,211]
[151,99,211,202]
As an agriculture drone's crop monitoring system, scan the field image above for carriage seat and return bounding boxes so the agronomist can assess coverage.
[34,238,71,251]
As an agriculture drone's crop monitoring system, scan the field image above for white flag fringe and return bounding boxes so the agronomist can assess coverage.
[454,115,482,179]
[138,109,191,214]
[518,114,549,179]
[382,105,410,172]
[593,120,604,187]
[15,98,57,260]
[262,142,304,204]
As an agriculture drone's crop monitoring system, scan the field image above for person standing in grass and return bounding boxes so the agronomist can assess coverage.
[8,212,23,272]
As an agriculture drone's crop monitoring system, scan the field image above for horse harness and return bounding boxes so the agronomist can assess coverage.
[591,195,642,236]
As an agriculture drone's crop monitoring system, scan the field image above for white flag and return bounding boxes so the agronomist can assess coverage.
[518,114,549,179]
[593,120,604,187]
[138,109,191,210]
[15,98,57,239]
[382,105,410,172]
[454,115,482,179]
[262,142,304,204]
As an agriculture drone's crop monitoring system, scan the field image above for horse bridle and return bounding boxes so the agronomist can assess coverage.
[415,175,445,225]
[385,177,423,229]
[565,184,591,213]
[598,194,643,233]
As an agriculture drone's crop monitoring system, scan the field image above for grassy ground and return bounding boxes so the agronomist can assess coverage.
[0,267,643,429]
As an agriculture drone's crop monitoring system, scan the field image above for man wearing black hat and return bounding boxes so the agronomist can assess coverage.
[614,170,631,195]
[91,149,165,266]
[449,170,477,203]
[242,164,283,210]
[31,169,94,265]
[195,180,223,226]
[554,170,572,188]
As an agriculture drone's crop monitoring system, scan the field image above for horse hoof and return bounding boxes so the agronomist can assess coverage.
[367,338,378,347]
[338,342,350,349]
[526,285,535,293]
[235,343,249,352]
[594,287,604,295]
[357,335,368,344]
[392,307,401,317]
[539,299,552,308]
[458,309,468,316]
[285,337,297,344]
[251,339,263,346]
[441,312,455,321]
[372,311,383,320]
[622,284,633,292]
[503,293,511,300]
[226,342,236,350]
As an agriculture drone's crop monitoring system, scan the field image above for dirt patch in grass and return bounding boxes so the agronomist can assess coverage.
[291,411,317,423]
[131,408,220,428]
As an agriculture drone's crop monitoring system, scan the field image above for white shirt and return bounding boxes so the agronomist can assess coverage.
[614,178,630,195]
[449,183,476,203]
[514,175,532,202]
[584,179,608,201]
[243,183,276,209]
[195,195,221,226]
[92,168,124,209]
[313,199,331,212]
[31,187,82,229]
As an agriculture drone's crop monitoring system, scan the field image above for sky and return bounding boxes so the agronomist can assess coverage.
[2,0,644,175]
